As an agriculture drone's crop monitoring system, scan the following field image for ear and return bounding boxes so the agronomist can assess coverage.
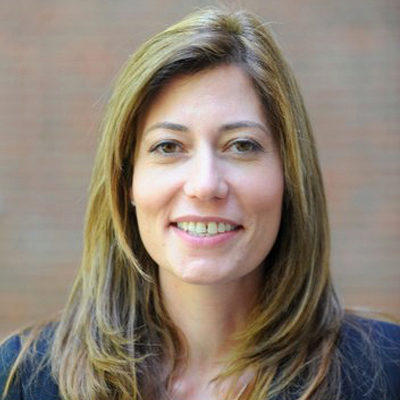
[129,188,135,207]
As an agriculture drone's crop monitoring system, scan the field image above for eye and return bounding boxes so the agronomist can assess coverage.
[150,140,183,155]
[228,138,263,154]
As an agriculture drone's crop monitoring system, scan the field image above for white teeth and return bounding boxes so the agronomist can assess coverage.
[196,222,207,233]
[207,222,218,234]
[176,221,237,236]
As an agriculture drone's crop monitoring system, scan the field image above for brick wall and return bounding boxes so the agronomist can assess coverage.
[0,0,399,339]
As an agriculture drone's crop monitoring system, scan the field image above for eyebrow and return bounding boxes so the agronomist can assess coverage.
[219,121,270,135]
[144,120,270,136]
[144,122,189,135]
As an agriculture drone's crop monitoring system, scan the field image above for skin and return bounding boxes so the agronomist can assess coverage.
[132,64,284,399]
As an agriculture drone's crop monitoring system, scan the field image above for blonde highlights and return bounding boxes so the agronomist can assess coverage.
[4,7,343,400]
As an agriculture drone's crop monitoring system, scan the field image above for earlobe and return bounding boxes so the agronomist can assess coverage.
[129,189,135,207]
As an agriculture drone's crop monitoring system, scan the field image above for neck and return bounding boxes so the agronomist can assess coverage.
[159,269,262,368]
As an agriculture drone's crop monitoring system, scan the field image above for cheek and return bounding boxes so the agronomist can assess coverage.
[262,175,284,210]
[132,166,180,224]
[132,170,166,261]
[132,173,153,208]
[238,164,284,213]
[133,166,163,206]
[245,168,284,259]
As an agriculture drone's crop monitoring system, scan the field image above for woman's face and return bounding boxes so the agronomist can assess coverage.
[132,64,284,288]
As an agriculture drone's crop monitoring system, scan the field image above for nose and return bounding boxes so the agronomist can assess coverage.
[183,149,229,201]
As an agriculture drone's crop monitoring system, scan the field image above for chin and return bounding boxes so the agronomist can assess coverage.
[163,258,249,287]
[175,266,227,285]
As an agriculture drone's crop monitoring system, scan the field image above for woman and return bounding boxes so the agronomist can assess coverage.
[1,7,399,400]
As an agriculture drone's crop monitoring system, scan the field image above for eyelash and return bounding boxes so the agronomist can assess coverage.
[149,140,183,155]
[227,138,264,154]
[149,138,264,156]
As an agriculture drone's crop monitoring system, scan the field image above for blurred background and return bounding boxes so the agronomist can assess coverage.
[0,0,399,339]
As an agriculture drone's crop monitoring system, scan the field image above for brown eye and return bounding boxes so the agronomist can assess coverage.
[151,140,182,155]
[229,139,262,154]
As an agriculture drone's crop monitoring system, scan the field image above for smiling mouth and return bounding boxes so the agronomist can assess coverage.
[173,221,240,237]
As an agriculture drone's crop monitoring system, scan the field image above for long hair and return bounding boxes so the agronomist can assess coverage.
[4,8,344,400]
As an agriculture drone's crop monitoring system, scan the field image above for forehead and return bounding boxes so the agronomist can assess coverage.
[138,64,268,137]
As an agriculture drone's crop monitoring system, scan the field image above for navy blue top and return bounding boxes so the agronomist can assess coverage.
[1,316,399,399]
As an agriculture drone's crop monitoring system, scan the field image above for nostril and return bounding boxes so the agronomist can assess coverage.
[183,176,229,201]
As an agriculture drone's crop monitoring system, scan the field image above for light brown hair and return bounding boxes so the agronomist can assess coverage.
[3,7,344,400]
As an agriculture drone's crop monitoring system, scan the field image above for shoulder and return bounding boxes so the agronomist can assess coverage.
[0,324,60,400]
[0,334,23,399]
[338,314,400,400]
